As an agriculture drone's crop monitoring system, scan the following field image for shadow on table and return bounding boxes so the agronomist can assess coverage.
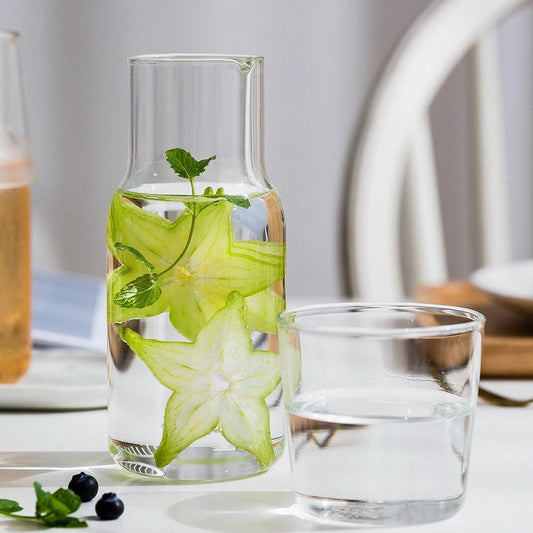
[168,492,351,532]
[1,453,295,488]
[0,452,111,468]
[0,452,114,485]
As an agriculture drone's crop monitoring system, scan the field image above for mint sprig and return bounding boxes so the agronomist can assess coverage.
[186,187,251,215]
[113,273,161,308]
[0,482,87,528]
[114,242,155,272]
[112,244,161,308]
[202,186,251,208]
[0,499,22,514]
[221,194,251,208]
[113,147,250,310]
[165,148,215,185]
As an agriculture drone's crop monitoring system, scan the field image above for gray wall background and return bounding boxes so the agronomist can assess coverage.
[1,0,531,298]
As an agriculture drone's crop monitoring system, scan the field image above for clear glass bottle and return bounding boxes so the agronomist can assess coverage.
[0,31,34,383]
[107,55,286,481]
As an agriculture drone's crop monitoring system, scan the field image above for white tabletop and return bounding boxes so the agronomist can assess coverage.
[1,383,532,532]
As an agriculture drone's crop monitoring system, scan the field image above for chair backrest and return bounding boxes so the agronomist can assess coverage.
[345,0,530,299]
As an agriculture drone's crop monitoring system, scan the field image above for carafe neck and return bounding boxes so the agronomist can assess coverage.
[121,55,269,192]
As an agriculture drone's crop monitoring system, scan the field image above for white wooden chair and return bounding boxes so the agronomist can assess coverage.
[346,0,530,299]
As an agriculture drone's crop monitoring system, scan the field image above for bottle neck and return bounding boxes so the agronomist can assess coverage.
[122,55,269,193]
[0,30,34,187]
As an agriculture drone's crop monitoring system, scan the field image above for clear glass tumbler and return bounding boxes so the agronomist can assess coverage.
[277,303,485,527]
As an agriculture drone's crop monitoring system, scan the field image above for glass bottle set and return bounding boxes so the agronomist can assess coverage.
[3,41,482,528]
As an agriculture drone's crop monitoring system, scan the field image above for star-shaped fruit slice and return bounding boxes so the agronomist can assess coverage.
[107,192,285,339]
[119,291,281,469]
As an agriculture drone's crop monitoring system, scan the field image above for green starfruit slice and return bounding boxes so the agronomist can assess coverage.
[119,291,281,469]
[107,192,285,339]
[246,288,285,334]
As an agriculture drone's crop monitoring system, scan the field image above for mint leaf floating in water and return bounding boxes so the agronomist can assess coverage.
[114,242,156,272]
[0,482,87,528]
[110,147,217,311]
[112,242,161,309]
[113,273,162,309]
[200,186,251,209]
[119,291,281,469]
[109,148,258,316]
[220,194,250,208]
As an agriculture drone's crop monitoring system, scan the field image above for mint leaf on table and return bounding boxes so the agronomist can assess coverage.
[0,499,23,513]
[36,484,81,517]
[0,482,87,528]
[51,488,80,514]
[35,482,86,528]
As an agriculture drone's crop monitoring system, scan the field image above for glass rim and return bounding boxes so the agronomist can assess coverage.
[128,53,263,68]
[276,302,486,338]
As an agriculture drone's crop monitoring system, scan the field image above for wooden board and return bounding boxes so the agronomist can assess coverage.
[413,281,533,377]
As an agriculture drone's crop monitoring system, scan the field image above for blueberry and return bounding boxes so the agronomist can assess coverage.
[95,492,124,520]
[68,472,99,502]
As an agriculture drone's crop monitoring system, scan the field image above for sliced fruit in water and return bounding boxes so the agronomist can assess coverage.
[119,291,281,468]
[108,192,285,339]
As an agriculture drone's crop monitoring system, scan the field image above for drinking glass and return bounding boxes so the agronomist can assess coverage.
[277,302,485,526]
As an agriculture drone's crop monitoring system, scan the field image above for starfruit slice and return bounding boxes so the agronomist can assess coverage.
[119,291,281,469]
[107,192,285,339]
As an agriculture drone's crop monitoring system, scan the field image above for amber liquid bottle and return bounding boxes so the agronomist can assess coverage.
[0,31,34,383]
[0,170,31,382]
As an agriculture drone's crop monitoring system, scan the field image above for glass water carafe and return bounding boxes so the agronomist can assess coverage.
[106,55,286,481]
